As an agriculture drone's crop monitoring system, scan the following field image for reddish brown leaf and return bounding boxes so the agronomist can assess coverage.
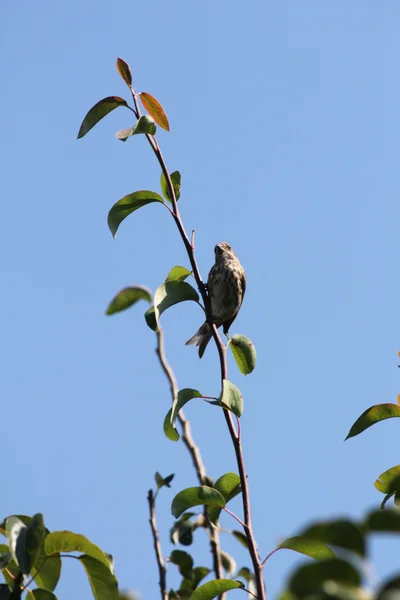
[140,92,170,131]
[116,58,132,87]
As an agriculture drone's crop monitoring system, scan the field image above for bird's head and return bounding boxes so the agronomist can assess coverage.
[214,242,236,262]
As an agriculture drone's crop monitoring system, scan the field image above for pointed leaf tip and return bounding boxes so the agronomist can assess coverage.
[106,286,152,315]
[116,58,132,87]
[140,92,170,131]
[345,403,400,440]
[107,190,164,238]
[77,96,129,139]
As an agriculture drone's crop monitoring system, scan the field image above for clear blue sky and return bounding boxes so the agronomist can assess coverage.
[1,1,400,598]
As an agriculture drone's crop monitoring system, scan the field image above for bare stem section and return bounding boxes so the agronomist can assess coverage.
[147,489,168,600]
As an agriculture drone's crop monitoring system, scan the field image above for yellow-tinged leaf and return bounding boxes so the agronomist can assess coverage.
[116,58,132,87]
[140,92,170,131]
[345,403,400,440]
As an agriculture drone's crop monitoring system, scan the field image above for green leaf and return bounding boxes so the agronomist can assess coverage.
[164,389,202,441]
[169,550,193,577]
[289,559,361,598]
[231,531,249,549]
[25,514,45,574]
[0,552,11,569]
[179,567,210,592]
[115,115,156,140]
[154,281,199,330]
[114,128,134,142]
[45,532,112,569]
[278,536,336,560]
[190,579,243,600]
[78,555,119,600]
[375,465,400,493]
[298,519,365,557]
[170,514,197,546]
[208,473,241,526]
[116,58,132,87]
[160,171,181,203]
[5,516,29,574]
[31,550,61,592]
[106,286,152,315]
[219,380,243,417]
[365,509,400,532]
[345,403,400,440]
[229,335,256,375]
[155,472,175,490]
[220,551,236,576]
[107,191,164,238]
[144,306,157,331]
[0,543,18,590]
[171,486,225,519]
[27,590,59,600]
[140,92,170,131]
[77,97,129,139]
[166,266,191,282]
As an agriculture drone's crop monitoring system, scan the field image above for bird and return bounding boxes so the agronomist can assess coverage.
[186,242,246,358]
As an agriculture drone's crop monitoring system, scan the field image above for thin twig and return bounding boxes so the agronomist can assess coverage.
[133,88,265,600]
[155,327,224,582]
[261,548,281,568]
[148,489,168,600]
[222,507,246,529]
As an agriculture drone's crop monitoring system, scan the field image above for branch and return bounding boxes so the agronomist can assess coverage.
[133,85,265,599]
[147,489,168,600]
[155,326,224,581]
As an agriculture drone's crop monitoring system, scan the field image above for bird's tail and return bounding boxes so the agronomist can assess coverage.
[185,322,213,358]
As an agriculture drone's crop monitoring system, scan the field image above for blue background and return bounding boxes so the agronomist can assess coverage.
[1,1,400,598]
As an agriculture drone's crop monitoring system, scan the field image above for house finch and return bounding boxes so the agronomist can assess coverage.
[186,242,246,358]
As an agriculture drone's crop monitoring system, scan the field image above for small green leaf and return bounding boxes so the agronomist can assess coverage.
[170,514,197,547]
[220,380,243,417]
[106,286,152,315]
[345,404,400,440]
[160,171,181,203]
[154,281,199,329]
[220,551,236,576]
[164,389,202,441]
[132,114,156,135]
[289,559,361,598]
[229,335,256,375]
[107,190,164,238]
[77,97,129,139]
[208,473,241,526]
[179,566,210,592]
[116,58,132,87]
[144,306,157,332]
[115,128,134,142]
[78,555,119,600]
[169,550,193,577]
[375,465,400,493]
[5,516,28,574]
[166,266,191,282]
[25,514,45,574]
[231,531,249,549]
[171,487,225,519]
[140,92,170,131]
[27,590,59,600]
[0,553,11,569]
[45,532,112,569]
[298,520,365,557]
[31,549,61,592]
[365,509,400,532]
[155,472,175,490]
[278,536,336,560]
[190,579,243,600]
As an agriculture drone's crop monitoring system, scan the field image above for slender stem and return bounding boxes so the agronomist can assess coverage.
[135,90,265,599]
[261,548,281,568]
[222,507,246,529]
[147,489,168,600]
[155,326,223,582]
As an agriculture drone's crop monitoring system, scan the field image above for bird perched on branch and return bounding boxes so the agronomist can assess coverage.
[186,242,246,358]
